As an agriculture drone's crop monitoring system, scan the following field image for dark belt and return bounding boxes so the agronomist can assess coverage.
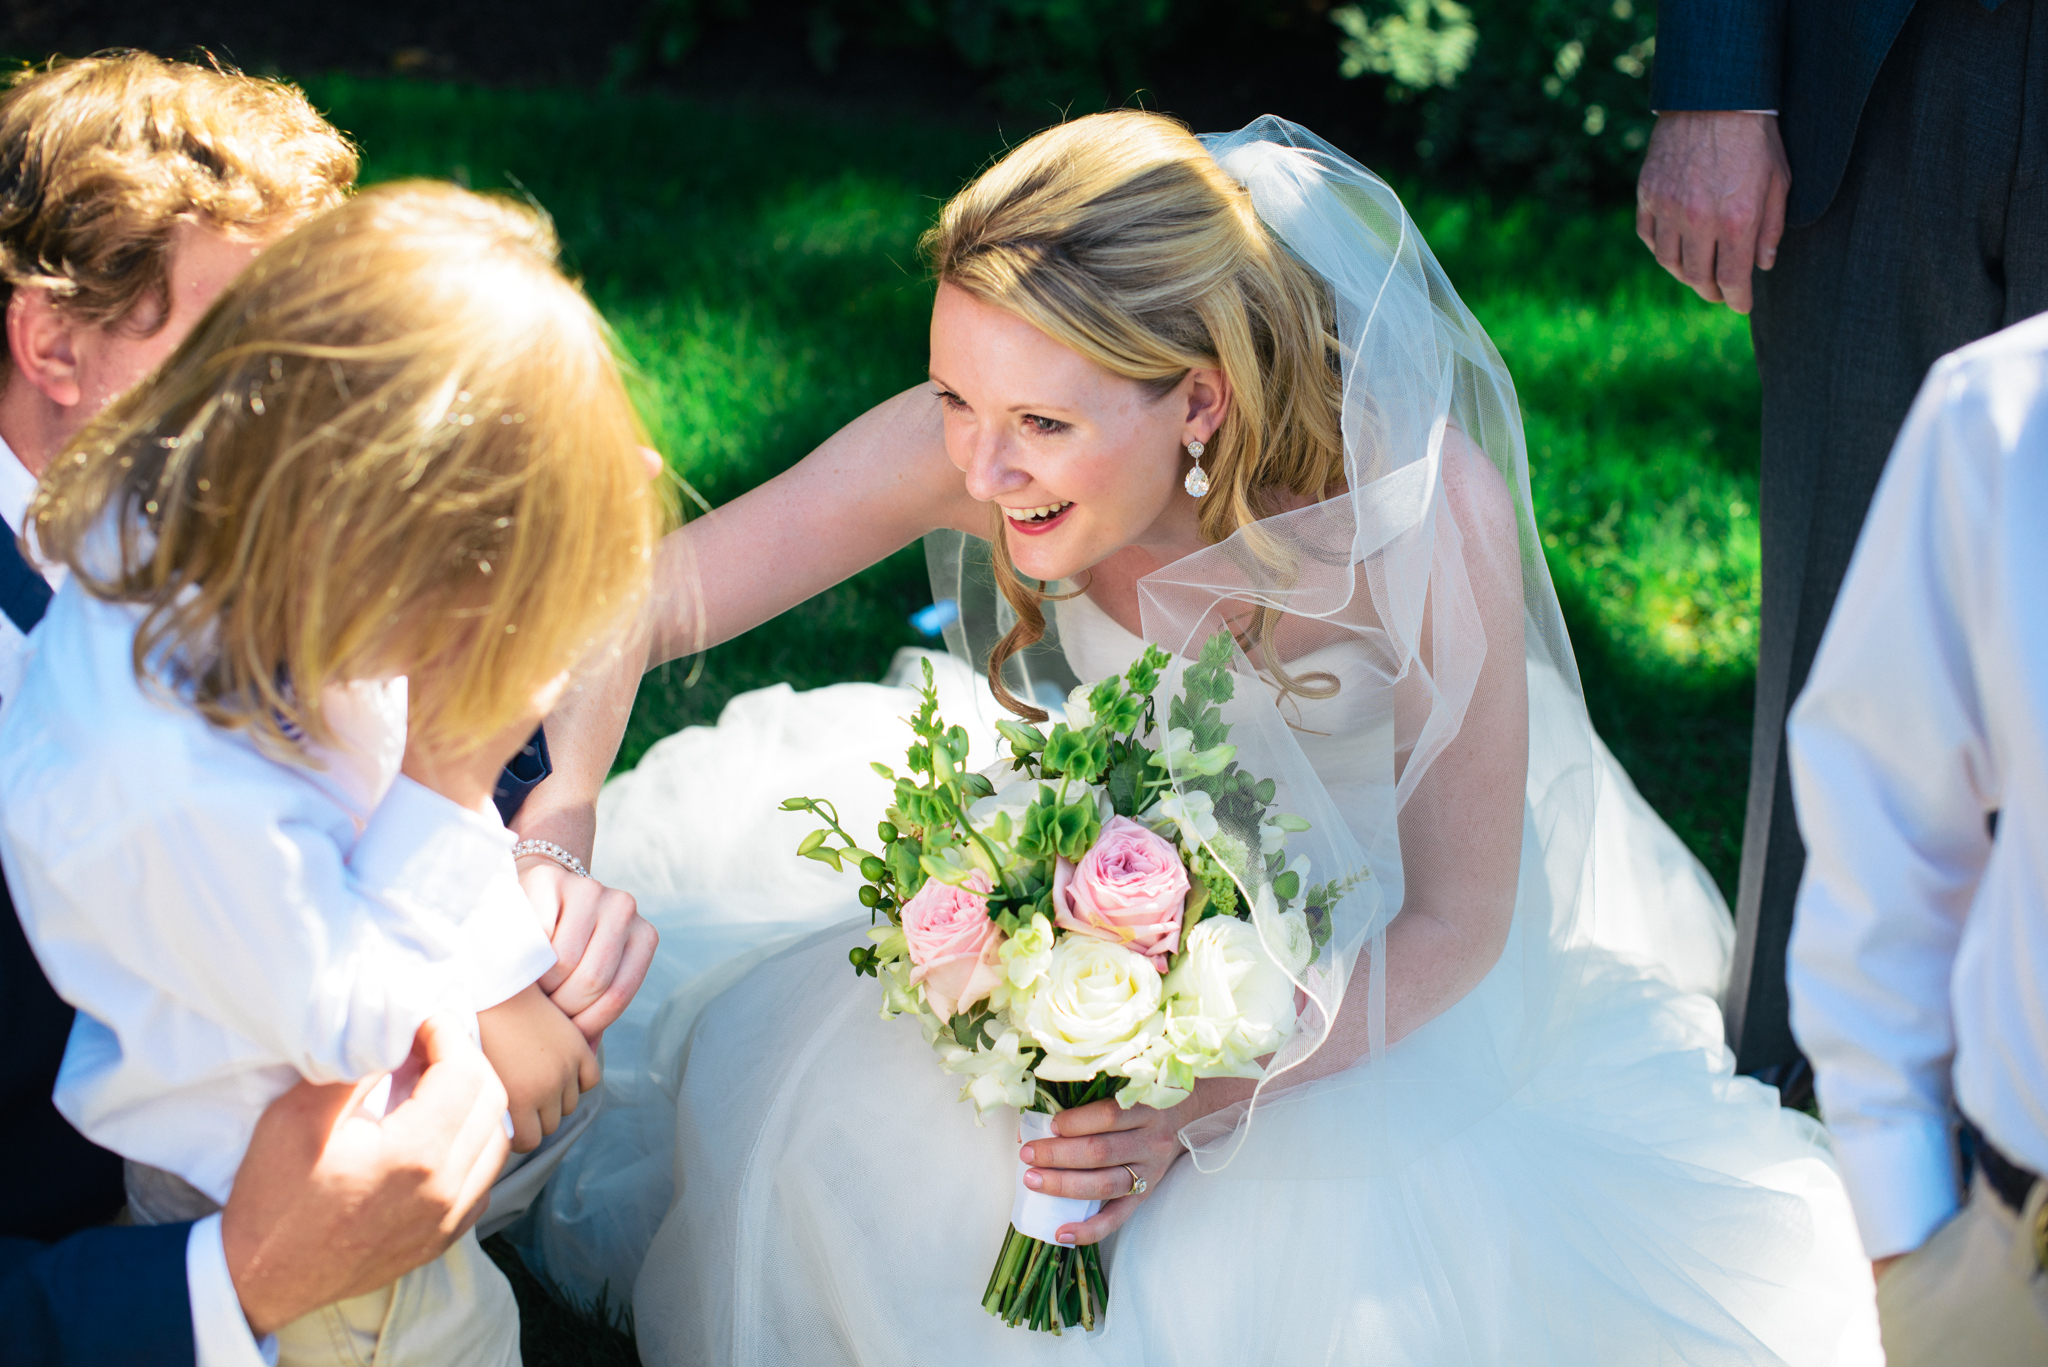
[1963,1118,2041,1215]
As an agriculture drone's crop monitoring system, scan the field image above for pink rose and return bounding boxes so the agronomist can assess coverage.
[901,869,1005,1021]
[1054,816,1189,973]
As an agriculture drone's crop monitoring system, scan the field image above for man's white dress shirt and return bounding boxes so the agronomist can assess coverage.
[0,432,54,703]
[0,568,555,1364]
[1788,311,2048,1260]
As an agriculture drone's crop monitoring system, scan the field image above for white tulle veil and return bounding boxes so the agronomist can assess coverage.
[926,115,1600,1174]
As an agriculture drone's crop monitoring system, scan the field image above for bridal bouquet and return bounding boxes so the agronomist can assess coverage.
[783,632,1343,1334]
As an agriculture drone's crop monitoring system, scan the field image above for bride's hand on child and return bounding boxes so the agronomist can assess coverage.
[517,857,658,1044]
[1018,1078,1253,1246]
[476,982,601,1152]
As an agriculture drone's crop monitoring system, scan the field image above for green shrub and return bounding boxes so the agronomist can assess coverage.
[624,0,1177,109]
[1333,0,1657,195]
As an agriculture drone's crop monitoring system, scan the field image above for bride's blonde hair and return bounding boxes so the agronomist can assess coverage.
[33,180,665,758]
[923,109,1345,717]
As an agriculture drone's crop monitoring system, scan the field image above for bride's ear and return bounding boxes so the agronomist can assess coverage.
[1183,366,1231,444]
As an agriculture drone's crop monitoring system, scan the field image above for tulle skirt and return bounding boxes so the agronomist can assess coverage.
[516,651,1882,1365]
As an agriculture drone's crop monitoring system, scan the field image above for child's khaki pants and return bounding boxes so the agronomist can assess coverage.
[1877,1170,2048,1367]
[126,1161,521,1367]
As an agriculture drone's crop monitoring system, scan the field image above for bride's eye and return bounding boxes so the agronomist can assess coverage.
[1023,414,1067,435]
[933,388,967,411]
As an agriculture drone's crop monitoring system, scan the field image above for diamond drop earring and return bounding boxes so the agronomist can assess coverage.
[1184,439,1210,497]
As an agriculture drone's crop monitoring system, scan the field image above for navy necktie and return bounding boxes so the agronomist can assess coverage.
[0,525,50,635]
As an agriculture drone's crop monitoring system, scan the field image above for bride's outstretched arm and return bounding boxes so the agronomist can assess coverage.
[647,384,979,666]
[1025,433,1531,1245]
[512,383,972,849]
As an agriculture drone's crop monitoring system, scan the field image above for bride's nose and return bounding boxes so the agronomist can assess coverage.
[959,432,1033,504]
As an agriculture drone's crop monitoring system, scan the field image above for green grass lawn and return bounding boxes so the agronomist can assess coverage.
[319,74,1761,1357]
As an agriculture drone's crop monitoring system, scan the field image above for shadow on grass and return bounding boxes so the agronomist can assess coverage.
[1560,575,1753,901]
[484,1233,639,1366]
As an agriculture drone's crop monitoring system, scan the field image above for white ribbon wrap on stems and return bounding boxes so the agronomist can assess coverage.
[1010,1110,1100,1242]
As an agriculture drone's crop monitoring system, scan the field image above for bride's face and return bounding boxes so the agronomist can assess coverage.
[929,283,1225,583]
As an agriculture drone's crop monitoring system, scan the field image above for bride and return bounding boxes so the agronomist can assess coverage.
[521,113,1881,1363]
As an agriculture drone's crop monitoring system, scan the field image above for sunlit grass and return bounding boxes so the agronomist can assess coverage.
[309,75,1757,892]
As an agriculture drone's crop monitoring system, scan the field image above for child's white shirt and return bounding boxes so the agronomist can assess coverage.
[0,576,556,1204]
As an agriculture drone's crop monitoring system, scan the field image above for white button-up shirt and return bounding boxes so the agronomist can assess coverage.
[0,431,61,703]
[1787,311,2048,1260]
[0,572,555,1363]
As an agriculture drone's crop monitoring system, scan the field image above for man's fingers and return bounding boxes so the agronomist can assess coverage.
[1650,205,1686,274]
[1678,224,1727,302]
[1714,226,1758,315]
[1758,171,1789,272]
[394,1016,503,1140]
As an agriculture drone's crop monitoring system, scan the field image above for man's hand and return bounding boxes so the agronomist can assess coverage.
[219,1015,511,1337]
[518,856,658,1044]
[477,982,600,1152]
[1636,111,1791,315]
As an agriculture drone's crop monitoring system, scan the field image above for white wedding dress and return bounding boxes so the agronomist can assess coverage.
[520,117,1882,1364]
[518,595,1881,1366]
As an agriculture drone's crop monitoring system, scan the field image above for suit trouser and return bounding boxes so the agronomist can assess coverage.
[1734,0,2048,1072]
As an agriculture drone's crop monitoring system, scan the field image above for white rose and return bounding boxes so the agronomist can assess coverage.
[935,1028,1039,1120]
[1023,936,1166,1081]
[1162,916,1297,1074]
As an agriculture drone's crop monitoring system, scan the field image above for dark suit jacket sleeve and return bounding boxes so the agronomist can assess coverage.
[1650,0,1786,111]
[0,1223,196,1366]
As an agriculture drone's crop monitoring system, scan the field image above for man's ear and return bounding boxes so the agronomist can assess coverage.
[6,288,82,409]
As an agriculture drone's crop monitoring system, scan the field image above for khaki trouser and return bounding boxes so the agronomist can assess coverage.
[125,1162,521,1367]
[270,1227,519,1367]
[1877,1171,2048,1367]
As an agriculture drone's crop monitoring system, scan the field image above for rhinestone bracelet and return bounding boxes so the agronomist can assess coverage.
[512,838,590,879]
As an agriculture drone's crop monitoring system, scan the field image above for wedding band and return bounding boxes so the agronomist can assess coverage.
[1120,1164,1146,1197]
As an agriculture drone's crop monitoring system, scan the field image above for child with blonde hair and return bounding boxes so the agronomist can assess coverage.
[0,180,664,1365]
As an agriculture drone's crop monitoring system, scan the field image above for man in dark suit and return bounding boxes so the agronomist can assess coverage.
[1637,0,2048,1101]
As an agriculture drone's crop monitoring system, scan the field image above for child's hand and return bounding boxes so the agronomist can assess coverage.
[476,982,600,1152]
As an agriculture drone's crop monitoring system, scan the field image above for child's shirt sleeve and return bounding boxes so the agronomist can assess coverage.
[10,754,556,1091]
